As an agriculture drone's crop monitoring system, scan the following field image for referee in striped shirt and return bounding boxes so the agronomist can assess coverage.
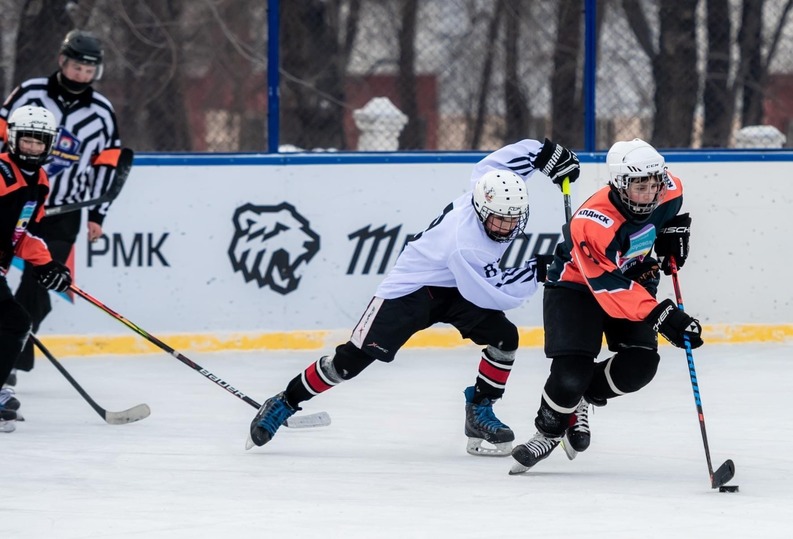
[0,30,123,383]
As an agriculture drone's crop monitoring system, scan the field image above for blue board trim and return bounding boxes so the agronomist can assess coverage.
[131,149,793,167]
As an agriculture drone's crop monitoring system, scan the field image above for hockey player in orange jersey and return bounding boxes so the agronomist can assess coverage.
[510,138,702,473]
[0,106,72,432]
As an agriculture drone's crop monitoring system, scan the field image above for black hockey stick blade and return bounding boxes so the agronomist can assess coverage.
[712,459,736,488]
[45,147,134,216]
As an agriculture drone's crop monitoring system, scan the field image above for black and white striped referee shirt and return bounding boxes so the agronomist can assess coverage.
[0,72,121,225]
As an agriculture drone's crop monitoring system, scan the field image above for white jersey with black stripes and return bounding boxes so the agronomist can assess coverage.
[374,191,541,312]
[469,138,546,190]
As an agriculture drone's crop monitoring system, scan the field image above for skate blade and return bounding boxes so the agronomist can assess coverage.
[245,434,255,451]
[466,438,512,457]
[509,461,531,475]
[561,438,578,461]
[0,420,16,433]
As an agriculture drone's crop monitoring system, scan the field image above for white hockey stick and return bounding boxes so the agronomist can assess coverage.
[285,411,332,428]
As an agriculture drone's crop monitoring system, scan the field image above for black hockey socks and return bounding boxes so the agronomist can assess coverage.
[585,348,660,401]
[0,300,32,386]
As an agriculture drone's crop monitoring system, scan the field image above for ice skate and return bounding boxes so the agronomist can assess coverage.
[509,432,561,474]
[245,392,298,450]
[0,388,21,411]
[463,386,514,457]
[562,398,591,460]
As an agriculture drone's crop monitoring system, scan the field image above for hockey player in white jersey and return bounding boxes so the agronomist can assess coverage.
[247,138,580,456]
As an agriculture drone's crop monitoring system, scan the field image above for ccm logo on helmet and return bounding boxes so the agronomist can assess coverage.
[576,208,613,227]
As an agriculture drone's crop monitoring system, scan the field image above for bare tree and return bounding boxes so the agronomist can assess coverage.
[550,1,583,148]
[208,0,267,151]
[737,0,793,127]
[622,0,699,147]
[738,0,764,126]
[117,1,190,151]
[12,0,73,85]
[503,0,530,143]
[702,0,733,147]
[397,0,424,149]
[280,0,346,150]
[469,0,505,149]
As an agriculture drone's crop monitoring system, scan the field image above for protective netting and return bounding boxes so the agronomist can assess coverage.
[2,0,792,152]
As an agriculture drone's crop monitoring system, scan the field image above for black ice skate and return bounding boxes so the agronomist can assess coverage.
[0,388,21,411]
[509,432,561,475]
[245,392,298,450]
[562,398,591,460]
[463,386,514,457]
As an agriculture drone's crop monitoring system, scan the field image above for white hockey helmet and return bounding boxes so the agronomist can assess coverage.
[472,170,529,242]
[607,138,666,218]
[7,105,58,167]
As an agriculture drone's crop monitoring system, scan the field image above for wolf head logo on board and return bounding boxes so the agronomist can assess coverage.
[228,202,320,294]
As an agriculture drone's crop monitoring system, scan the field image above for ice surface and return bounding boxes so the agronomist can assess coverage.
[4,342,791,538]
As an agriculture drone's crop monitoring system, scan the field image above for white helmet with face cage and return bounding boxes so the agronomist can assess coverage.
[472,170,529,242]
[607,138,667,217]
[7,105,58,167]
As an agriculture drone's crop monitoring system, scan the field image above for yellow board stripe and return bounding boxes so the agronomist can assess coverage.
[36,324,793,358]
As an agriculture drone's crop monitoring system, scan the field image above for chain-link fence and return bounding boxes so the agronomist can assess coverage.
[2,0,793,152]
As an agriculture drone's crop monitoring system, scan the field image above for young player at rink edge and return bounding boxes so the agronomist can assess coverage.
[0,106,72,432]
[0,30,123,387]
[510,138,702,474]
[248,138,580,456]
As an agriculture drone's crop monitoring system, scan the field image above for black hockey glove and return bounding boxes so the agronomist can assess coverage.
[623,257,660,296]
[34,260,72,292]
[655,213,691,275]
[534,138,580,186]
[533,254,555,283]
[647,298,703,349]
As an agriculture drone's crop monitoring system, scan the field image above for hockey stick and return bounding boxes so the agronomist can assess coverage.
[45,148,134,217]
[668,257,738,492]
[68,285,330,429]
[30,334,151,425]
[561,176,573,222]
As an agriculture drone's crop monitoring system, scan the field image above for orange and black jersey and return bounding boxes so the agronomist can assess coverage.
[545,172,685,322]
[0,72,121,225]
[0,154,52,272]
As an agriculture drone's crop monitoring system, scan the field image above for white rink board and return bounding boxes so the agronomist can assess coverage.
[26,157,792,337]
[33,161,566,335]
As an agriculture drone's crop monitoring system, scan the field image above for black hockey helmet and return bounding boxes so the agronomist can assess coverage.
[60,30,103,65]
